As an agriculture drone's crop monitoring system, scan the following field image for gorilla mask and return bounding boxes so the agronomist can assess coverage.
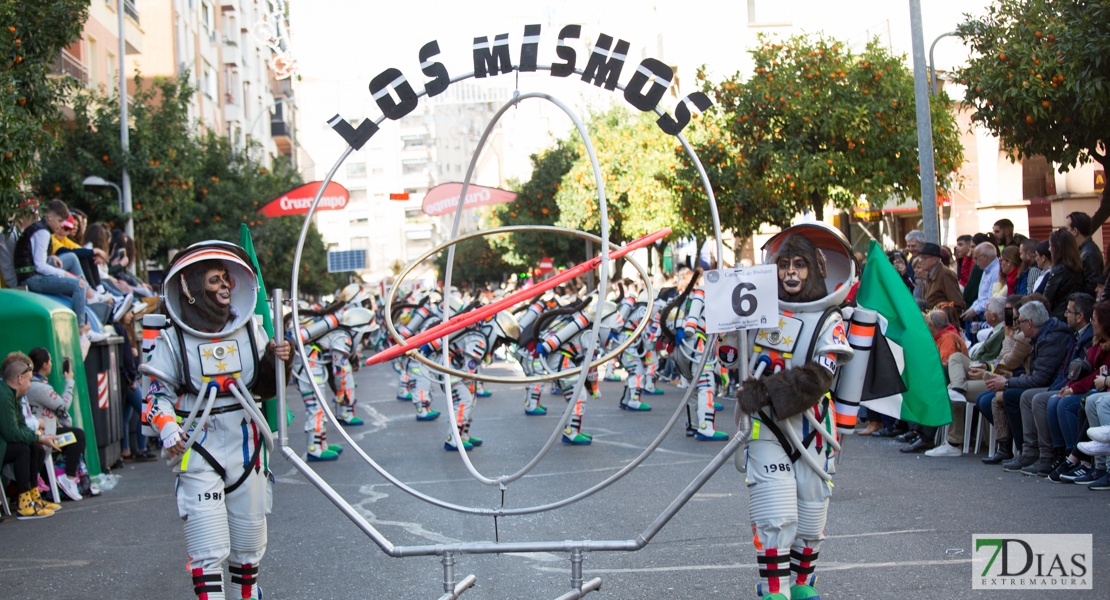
[179,259,233,333]
[772,234,828,304]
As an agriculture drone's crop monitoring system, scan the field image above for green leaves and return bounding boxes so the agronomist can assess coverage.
[955,0,1110,224]
[678,31,963,239]
[0,0,89,228]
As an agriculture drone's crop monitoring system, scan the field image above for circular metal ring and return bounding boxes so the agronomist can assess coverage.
[384,225,652,384]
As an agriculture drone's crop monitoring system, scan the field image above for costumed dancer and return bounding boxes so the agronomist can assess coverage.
[512,295,560,415]
[612,288,652,411]
[640,290,666,395]
[140,241,290,600]
[318,307,375,426]
[394,295,445,420]
[727,226,857,600]
[536,296,619,444]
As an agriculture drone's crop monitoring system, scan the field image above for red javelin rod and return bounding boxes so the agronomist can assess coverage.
[366,227,671,366]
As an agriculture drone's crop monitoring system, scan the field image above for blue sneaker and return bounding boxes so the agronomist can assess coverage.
[603,375,622,382]
[476,390,492,398]
[327,444,344,454]
[306,449,339,462]
[714,403,724,411]
[338,416,364,426]
[525,405,547,416]
[694,430,729,441]
[642,387,664,395]
[397,393,413,401]
[465,436,482,447]
[620,400,652,411]
[416,410,441,421]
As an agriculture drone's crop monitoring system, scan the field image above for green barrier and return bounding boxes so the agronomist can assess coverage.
[0,289,102,474]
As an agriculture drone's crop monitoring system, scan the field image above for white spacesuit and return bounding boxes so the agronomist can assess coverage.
[141,241,288,600]
[723,224,858,600]
[535,296,620,444]
[512,295,561,416]
[611,292,653,411]
[662,275,729,441]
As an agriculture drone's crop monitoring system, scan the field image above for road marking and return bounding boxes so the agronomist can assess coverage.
[0,559,91,573]
[828,528,935,539]
[531,558,972,575]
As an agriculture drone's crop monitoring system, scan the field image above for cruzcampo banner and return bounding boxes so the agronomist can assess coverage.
[855,240,953,427]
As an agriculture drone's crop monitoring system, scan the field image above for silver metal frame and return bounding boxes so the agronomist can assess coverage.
[280,64,731,598]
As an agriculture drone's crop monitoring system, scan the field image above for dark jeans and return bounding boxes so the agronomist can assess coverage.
[121,385,145,453]
[2,442,46,494]
[1050,394,1084,451]
[976,390,996,424]
[55,426,85,478]
[1003,388,1026,453]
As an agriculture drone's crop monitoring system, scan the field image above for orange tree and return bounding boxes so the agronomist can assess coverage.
[0,0,88,227]
[554,106,710,255]
[179,133,344,296]
[956,0,1110,227]
[675,33,963,238]
[432,236,514,286]
[486,137,584,270]
[35,76,198,267]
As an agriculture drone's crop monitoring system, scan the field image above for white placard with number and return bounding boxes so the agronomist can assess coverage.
[702,265,779,333]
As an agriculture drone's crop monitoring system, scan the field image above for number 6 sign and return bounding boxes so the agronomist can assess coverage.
[702,265,778,333]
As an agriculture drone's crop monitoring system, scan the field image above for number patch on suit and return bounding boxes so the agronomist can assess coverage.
[763,463,792,473]
[197,492,223,501]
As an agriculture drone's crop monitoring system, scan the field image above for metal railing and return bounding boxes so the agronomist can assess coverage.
[51,49,89,84]
[123,0,139,24]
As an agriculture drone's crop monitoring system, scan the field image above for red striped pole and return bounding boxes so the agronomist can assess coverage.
[366,227,671,366]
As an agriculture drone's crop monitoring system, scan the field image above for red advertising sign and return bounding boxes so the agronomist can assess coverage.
[422,182,517,216]
[257,181,350,217]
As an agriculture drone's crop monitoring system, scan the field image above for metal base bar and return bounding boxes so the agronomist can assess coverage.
[553,578,602,600]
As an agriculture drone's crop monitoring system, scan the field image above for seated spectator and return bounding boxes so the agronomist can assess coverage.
[933,298,1008,457]
[993,218,1026,248]
[13,200,104,342]
[961,242,1000,324]
[918,242,966,326]
[1046,301,1110,485]
[1,212,38,289]
[1021,238,1041,294]
[25,348,88,500]
[1016,293,1095,476]
[903,310,968,454]
[1033,241,1053,292]
[1042,229,1085,320]
[999,246,1028,296]
[981,301,1073,473]
[1,352,62,519]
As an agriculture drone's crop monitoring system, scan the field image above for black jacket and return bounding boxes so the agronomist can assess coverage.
[1079,238,1104,297]
[1007,317,1075,390]
[1042,265,1084,320]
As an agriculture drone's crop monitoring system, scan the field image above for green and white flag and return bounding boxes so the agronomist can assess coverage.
[855,240,952,427]
[240,224,292,431]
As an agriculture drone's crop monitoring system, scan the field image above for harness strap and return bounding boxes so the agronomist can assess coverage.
[757,408,802,463]
[188,438,262,495]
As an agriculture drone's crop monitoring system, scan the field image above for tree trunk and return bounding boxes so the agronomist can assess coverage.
[1089,151,1110,232]
[811,191,825,222]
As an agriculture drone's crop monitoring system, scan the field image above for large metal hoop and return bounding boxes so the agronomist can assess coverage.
[384,225,652,384]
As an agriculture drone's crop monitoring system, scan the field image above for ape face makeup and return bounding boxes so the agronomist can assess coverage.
[777,256,809,296]
[203,268,233,307]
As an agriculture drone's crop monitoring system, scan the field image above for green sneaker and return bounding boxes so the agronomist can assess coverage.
[327,444,344,454]
[306,449,339,462]
[562,432,592,445]
[789,584,820,599]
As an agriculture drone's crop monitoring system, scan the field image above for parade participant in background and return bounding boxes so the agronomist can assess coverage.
[513,294,561,415]
[660,269,728,441]
[729,225,856,600]
[141,241,290,600]
[611,286,653,411]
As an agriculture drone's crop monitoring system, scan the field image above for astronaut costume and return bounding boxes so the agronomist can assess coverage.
[611,291,653,411]
[535,296,620,444]
[660,272,729,441]
[418,310,520,450]
[723,225,858,600]
[512,295,561,416]
[140,241,288,600]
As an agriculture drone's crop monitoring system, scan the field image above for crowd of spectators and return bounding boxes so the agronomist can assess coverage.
[2,200,160,519]
[855,215,1110,492]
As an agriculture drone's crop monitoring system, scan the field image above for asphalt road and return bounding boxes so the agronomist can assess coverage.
[2,357,1107,599]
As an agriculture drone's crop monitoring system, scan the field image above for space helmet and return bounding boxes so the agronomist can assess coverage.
[162,240,258,339]
[760,222,858,312]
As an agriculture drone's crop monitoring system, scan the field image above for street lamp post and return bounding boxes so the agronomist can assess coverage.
[82,176,123,213]
[909,0,940,245]
[929,31,957,96]
[117,0,133,241]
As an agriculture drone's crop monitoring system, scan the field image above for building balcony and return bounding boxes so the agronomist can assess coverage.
[224,101,242,124]
[271,120,292,154]
[49,49,88,85]
[222,40,241,66]
[123,1,143,55]
[220,0,241,9]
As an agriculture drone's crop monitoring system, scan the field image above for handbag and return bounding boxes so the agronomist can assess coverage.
[1066,358,1093,383]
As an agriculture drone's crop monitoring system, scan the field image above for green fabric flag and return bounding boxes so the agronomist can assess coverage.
[239,224,291,431]
[856,240,953,427]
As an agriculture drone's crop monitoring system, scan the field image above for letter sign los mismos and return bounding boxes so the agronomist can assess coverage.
[326,23,713,151]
